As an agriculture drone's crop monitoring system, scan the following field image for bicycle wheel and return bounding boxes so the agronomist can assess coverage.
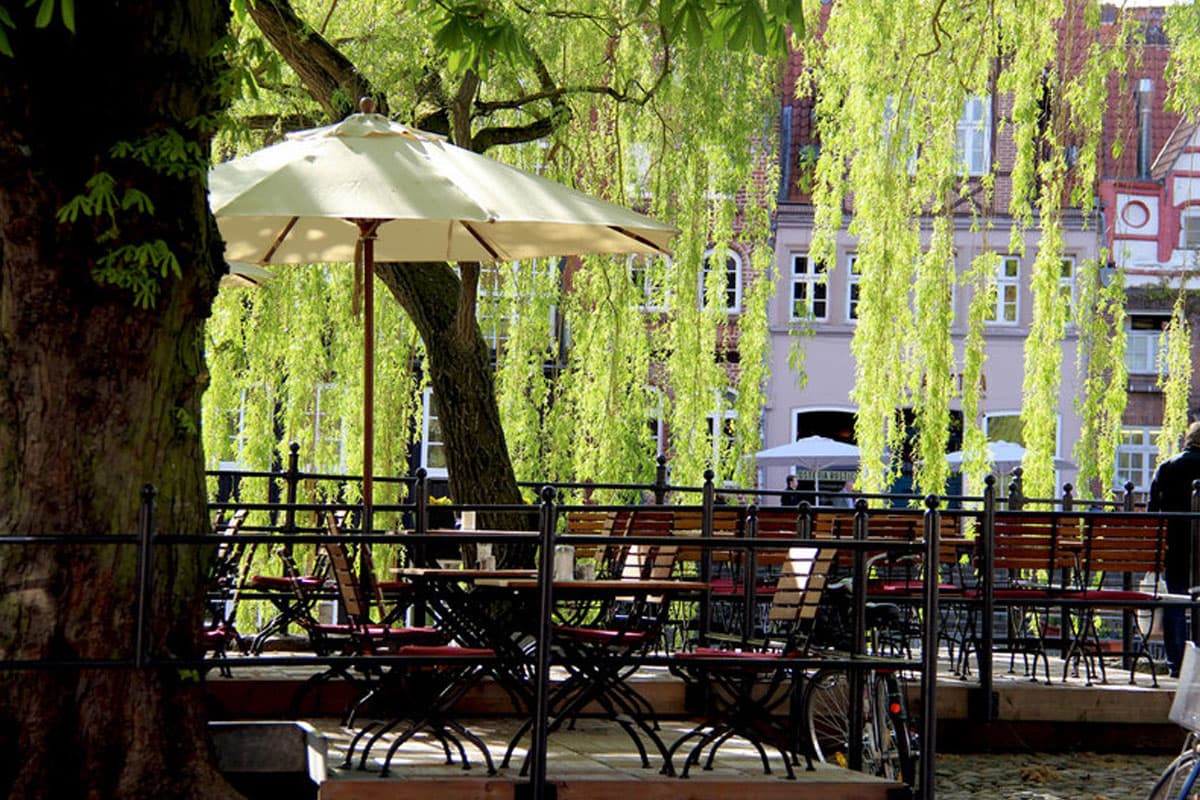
[1148,749,1200,800]
[804,668,914,781]
[876,672,917,784]
[805,668,855,767]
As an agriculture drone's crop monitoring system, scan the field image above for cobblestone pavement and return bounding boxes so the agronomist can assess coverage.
[936,751,1176,800]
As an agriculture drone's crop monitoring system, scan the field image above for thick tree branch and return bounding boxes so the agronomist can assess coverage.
[247,0,384,120]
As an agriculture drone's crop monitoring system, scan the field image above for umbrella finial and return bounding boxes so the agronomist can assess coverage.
[359,96,377,114]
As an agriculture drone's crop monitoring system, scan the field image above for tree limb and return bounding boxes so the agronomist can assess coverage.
[246,0,384,120]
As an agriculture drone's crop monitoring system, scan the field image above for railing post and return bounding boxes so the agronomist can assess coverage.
[848,497,868,772]
[1191,481,1200,648]
[920,495,941,800]
[1008,468,1024,511]
[283,442,300,556]
[699,470,715,638]
[530,486,558,800]
[1059,483,1074,656]
[1118,482,1137,671]
[654,455,668,504]
[742,504,759,642]
[414,468,428,533]
[971,475,996,722]
[134,484,156,670]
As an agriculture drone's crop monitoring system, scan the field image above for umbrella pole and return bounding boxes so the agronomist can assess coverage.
[359,222,380,570]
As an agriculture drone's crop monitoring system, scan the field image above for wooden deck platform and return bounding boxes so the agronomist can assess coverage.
[205,650,1183,799]
[314,717,906,800]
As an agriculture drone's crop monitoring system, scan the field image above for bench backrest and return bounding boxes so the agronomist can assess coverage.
[991,513,1082,582]
[768,545,838,626]
[324,518,371,626]
[617,509,677,581]
[672,507,741,565]
[1081,514,1166,586]
[563,510,616,563]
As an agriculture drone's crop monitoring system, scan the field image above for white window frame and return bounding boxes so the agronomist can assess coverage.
[629,254,670,312]
[421,388,448,479]
[310,382,347,473]
[216,388,249,471]
[1059,256,1076,320]
[1115,427,1159,493]
[986,255,1020,325]
[790,253,829,322]
[956,96,992,176]
[1181,209,1200,250]
[699,248,742,314]
[1126,314,1168,374]
[846,254,862,322]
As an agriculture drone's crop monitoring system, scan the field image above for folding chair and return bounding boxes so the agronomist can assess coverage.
[316,517,498,777]
[668,524,838,779]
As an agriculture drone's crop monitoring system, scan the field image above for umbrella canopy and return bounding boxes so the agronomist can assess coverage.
[219,261,275,289]
[755,436,862,470]
[945,440,1075,474]
[209,105,677,517]
[210,112,677,264]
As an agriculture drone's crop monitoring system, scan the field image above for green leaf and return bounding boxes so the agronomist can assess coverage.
[0,30,11,58]
[60,0,74,31]
[32,0,54,28]
[121,188,155,214]
[787,0,804,38]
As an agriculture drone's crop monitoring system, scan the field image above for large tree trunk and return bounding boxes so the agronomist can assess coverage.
[0,4,237,798]
[377,263,536,565]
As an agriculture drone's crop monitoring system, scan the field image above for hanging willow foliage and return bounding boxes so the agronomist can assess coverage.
[207,0,783,513]
[804,0,1136,501]
[1157,285,1192,464]
[1073,258,1127,500]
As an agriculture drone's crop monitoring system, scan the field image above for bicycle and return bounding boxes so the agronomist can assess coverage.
[801,580,919,785]
[1148,642,1200,799]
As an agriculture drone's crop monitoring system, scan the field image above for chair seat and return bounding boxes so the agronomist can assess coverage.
[710,578,778,597]
[553,625,652,644]
[250,574,325,591]
[875,580,961,594]
[1076,590,1156,603]
[397,645,495,658]
[310,623,444,643]
[202,625,233,646]
[964,588,1079,600]
[377,580,412,592]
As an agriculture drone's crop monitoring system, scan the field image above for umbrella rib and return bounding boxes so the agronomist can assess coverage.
[459,221,501,260]
[262,217,300,264]
[610,226,667,254]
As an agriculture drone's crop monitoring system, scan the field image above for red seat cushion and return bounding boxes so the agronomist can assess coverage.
[397,645,495,658]
[876,580,961,594]
[553,625,651,644]
[249,574,324,591]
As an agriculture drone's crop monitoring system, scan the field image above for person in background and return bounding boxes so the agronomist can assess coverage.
[831,479,855,508]
[1148,420,1200,677]
[781,474,801,506]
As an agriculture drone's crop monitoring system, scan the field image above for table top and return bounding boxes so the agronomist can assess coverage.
[392,567,538,579]
[473,578,710,593]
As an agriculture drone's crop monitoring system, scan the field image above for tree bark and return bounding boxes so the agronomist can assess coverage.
[0,4,237,798]
[376,263,536,566]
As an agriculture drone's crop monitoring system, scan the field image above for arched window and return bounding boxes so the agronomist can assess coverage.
[699,248,742,314]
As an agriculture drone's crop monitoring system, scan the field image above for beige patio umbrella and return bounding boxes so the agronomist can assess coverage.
[209,103,677,518]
